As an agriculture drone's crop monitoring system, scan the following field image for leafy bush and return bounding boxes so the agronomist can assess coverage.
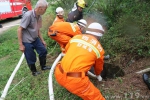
[100,1,150,57]
[41,0,150,58]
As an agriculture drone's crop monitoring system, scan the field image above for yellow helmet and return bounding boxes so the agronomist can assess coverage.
[77,0,86,8]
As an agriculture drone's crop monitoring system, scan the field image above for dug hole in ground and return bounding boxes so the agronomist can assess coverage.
[47,54,150,99]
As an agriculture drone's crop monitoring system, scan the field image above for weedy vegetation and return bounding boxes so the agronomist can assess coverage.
[0,0,150,100]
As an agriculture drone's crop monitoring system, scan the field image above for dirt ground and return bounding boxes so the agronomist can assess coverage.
[47,54,150,100]
[95,56,150,100]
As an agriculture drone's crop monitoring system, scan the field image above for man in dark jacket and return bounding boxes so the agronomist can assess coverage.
[66,0,86,23]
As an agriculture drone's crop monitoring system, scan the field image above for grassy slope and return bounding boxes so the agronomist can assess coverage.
[0,28,81,100]
[0,6,81,100]
[1,1,150,100]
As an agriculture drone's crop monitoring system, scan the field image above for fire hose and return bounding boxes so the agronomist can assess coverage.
[48,53,102,100]
[48,53,64,100]
[0,53,24,100]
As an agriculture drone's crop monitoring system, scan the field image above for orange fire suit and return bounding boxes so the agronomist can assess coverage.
[48,22,82,53]
[54,34,105,100]
[52,16,65,24]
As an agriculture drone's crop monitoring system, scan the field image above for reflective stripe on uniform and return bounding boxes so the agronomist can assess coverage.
[70,23,76,32]
[70,39,100,58]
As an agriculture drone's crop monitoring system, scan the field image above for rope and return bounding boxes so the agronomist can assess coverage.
[7,77,27,94]
[48,43,58,55]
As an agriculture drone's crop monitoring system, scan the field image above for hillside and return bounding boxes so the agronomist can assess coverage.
[0,0,150,100]
[46,53,150,99]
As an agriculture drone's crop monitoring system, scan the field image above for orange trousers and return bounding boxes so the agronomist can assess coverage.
[54,64,105,100]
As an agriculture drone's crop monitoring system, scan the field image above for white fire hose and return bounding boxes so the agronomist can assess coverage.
[48,53,64,100]
[48,53,102,100]
[0,53,24,100]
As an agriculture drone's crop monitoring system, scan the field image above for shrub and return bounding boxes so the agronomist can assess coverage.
[101,6,150,57]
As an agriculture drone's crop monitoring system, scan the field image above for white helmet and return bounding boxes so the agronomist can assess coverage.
[77,19,87,28]
[56,7,64,15]
[86,22,104,37]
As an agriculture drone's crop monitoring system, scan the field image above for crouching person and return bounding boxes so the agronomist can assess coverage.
[54,22,106,100]
[17,0,50,76]
[48,19,87,54]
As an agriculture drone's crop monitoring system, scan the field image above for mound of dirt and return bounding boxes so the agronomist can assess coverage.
[95,57,150,99]
[47,54,150,99]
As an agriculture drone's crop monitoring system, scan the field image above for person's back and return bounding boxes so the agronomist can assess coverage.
[50,22,81,36]
[54,22,106,100]
[48,19,87,53]
[66,6,83,22]
[61,34,104,73]
[66,0,86,22]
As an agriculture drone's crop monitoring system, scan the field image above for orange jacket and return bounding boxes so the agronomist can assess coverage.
[48,22,82,52]
[52,16,65,24]
[61,34,105,75]
[48,22,82,37]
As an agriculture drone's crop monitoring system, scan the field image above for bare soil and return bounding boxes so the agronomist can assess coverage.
[47,54,150,100]
[95,56,150,100]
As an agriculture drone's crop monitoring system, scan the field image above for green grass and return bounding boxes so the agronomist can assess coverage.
[1,0,150,100]
[0,2,80,100]
[0,4,80,100]
[0,26,81,100]
[0,26,19,57]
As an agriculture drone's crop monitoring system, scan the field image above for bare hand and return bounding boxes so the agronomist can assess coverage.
[19,44,25,52]
[42,41,47,47]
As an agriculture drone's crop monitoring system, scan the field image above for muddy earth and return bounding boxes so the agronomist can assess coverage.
[47,54,150,100]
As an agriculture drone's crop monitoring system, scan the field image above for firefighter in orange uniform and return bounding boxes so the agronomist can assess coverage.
[48,19,87,53]
[53,7,65,24]
[54,22,106,100]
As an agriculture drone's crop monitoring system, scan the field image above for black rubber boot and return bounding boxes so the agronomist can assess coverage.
[28,64,40,76]
[39,56,51,70]
[143,73,150,90]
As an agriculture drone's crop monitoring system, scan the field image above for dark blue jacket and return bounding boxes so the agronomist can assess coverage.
[66,3,83,22]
